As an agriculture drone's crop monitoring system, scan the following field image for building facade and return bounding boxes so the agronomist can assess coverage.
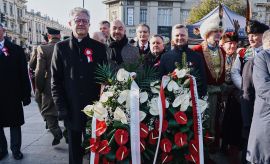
[25,10,70,46]
[252,0,270,25]
[103,0,200,38]
[0,0,70,47]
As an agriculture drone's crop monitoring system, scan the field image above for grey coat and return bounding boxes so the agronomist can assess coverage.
[247,50,270,164]
[107,43,140,70]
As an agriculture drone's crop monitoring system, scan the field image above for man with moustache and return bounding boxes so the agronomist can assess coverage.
[107,20,139,69]
[99,20,110,43]
[231,20,269,164]
[143,34,166,68]
[159,24,207,98]
[136,24,150,56]
[51,7,107,164]
[192,13,226,155]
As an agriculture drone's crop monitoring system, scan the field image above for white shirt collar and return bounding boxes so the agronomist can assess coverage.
[139,41,149,50]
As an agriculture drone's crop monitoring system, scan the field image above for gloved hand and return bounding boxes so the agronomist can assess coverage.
[58,111,68,121]
[22,97,31,106]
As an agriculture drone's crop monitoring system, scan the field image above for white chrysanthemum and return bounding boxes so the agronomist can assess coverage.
[167,80,180,92]
[92,102,108,121]
[140,92,148,104]
[117,90,130,104]
[83,105,94,117]
[140,111,146,122]
[149,97,159,116]
[114,107,128,124]
[116,68,130,82]
[151,86,160,94]
[198,99,208,113]
[175,69,187,78]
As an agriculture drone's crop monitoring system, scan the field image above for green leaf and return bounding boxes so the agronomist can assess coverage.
[105,151,116,161]
[95,63,116,84]
[168,119,179,128]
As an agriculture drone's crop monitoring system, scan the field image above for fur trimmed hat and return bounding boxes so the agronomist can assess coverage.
[246,20,269,34]
[199,13,225,40]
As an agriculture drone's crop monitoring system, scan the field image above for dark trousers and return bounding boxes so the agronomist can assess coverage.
[68,129,84,164]
[0,126,21,153]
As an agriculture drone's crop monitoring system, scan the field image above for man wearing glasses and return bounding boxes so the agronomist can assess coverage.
[51,7,107,164]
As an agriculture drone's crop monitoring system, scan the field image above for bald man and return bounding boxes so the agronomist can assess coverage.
[107,20,139,69]
[92,31,106,44]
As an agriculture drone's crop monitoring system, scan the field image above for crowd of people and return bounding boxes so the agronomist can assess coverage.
[0,6,270,164]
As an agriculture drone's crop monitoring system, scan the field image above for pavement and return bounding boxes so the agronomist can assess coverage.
[1,98,230,164]
[1,99,70,164]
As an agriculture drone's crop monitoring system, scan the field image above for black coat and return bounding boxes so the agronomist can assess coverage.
[159,46,207,98]
[51,34,107,131]
[0,39,31,127]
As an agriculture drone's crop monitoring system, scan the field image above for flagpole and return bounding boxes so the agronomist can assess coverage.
[83,0,85,8]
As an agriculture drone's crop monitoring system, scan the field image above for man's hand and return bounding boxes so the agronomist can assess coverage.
[22,97,31,106]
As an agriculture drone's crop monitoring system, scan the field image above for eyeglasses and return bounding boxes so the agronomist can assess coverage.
[73,19,89,25]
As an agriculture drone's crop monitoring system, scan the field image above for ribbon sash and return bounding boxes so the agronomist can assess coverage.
[129,81,141,164]
[189,75,204,164]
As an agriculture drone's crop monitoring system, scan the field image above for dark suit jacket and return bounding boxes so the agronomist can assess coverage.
[159,46,207,97]
[137,41,150,56]
[51,34,107,131]
[0,39,31,127]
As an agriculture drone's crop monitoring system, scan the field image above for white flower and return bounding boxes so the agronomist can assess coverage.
[150,80,160,87]
[83,105,94,117]
[92,102,108,121]
[180,92,191,111]
[149,97,159,116]
[175,69,187,78]
[167,80,180,92]
[117,90,130,104]
[140,111,146,122]
[100,92,114,103]
[140,92,148,104]
[172,95,181,108]
[114,107,128,124]
[151,86,160,94]
[116,68,130,82]
[198,99,208,113]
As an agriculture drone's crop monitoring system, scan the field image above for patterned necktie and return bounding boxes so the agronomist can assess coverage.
[140,45,144,53]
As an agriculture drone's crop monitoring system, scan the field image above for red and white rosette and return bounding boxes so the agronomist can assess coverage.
[2,47,9,56]
[84,48,93,63]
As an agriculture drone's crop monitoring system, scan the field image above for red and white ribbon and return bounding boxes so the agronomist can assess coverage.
[189,75,204,164]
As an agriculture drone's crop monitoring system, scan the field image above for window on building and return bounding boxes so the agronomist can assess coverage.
[158,2,173,7]
[158,8,172,26]
[127,1,134,6]
[3,3,7,13]
[9,3,14,16]
[126,7,134,26]
[140,1,147,6]
[180,9,190,24]
[140,8,147,24]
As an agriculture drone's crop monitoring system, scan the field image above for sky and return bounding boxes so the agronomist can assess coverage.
[26,0,107,33]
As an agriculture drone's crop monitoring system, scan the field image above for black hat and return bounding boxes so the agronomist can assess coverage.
[246,20,269,34]
[46,27,60,35]
[63,36,70,40]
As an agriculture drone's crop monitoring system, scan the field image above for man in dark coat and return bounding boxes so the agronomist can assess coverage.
[35,27,63,146]
[51,7,107,164]
[136,24,150,56]
[143,34,166,68]
[159,24,207,98]
[0,23,31,160]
